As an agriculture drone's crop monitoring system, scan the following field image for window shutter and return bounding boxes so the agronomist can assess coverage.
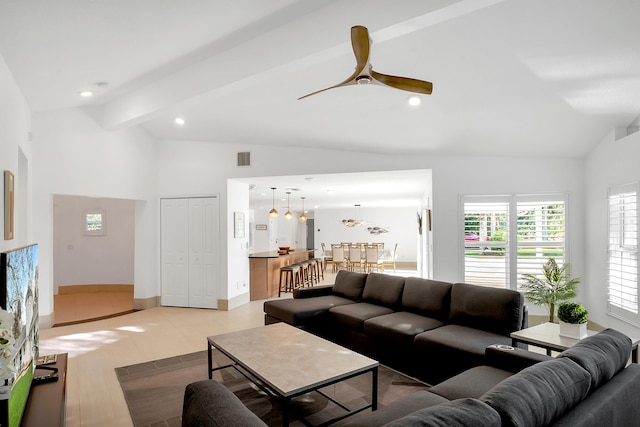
[463,198,510,287]
[608,184,639,322]
[515,198,566,287]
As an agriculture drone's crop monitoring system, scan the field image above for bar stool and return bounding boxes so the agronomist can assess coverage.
[311,258,324,281]
[299,260,315,287]
[278,265,301,296]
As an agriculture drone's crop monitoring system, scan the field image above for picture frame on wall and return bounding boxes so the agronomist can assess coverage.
[4,170,14,240]
[234,212,245,238]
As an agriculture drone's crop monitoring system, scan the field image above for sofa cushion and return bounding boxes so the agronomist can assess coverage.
[551,364,640,426]
[413,324,513,384]
[430,365,514,400]
[362,273,405,309]
[480,358,591,427]
[332,270,368,301]
[329,302,395,332]
[401,277,452,321]
[558,328,631,390]
[449,283,523,335]
[363,311,444,343]
[383,398,501,427]
[182,380,267,427]
[343,390,449,427]
[263,295,355,327]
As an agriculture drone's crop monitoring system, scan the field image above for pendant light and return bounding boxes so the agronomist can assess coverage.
[285,192,293,220]
[342,204,364,227]
[299,197,307,222]
[269,187,278,217]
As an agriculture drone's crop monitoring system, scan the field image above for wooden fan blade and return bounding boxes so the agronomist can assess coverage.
[371,70,433,95]
[298,69,360,100]
[351,26,371,73]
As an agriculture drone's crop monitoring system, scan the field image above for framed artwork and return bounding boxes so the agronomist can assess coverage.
[4,171,14,240]
[255,224,267,230]
[234,212,245,238]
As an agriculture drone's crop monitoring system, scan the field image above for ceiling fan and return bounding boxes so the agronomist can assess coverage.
[298,25,433,100]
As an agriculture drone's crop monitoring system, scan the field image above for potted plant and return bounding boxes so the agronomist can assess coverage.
[557,302,589,339]
[520,258,580,323]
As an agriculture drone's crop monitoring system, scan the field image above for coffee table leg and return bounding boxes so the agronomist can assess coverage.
[207,342,213,380]
[282,398,290,427]
[372,366,378,411]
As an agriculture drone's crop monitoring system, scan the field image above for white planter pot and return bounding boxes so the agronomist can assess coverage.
[559,321,588,339]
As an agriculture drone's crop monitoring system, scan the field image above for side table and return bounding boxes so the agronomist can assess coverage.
[510,323,638,363]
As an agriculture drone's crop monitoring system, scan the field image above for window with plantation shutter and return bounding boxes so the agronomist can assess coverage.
[462,194,567,290]
[607,183,639,324]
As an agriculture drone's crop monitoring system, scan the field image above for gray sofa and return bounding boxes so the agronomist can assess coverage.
[263,270,527,384]
[182,329,640,426]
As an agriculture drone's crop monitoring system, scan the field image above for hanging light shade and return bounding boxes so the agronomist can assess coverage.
[299,197,307,222]
[342,204,365,227]
[285,192,293,220]
[269,187,278,217]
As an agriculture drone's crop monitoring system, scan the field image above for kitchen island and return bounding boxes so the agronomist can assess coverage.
[249,249,314,300]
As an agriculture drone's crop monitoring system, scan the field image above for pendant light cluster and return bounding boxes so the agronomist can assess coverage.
[342,204,365,227]
[269,187,278,218]
[267,188,308,222]
[284,192,293,220]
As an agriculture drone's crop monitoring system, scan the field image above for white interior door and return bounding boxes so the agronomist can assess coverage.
[188,197,219,308]
[161,197,220,308]
[160,198,189,306]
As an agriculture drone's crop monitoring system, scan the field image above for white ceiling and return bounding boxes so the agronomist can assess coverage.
[1,0,639,207]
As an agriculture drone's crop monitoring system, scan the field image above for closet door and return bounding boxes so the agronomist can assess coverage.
[160,198,189,307]
[188,197,219,308]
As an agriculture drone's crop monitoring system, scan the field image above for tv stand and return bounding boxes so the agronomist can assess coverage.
[21,353,67,427]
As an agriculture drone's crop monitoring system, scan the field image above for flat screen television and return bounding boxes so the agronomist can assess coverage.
[0,244,38,427]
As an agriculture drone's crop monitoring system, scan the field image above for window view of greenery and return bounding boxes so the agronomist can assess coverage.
[463,197,566,290]
[86,213,103,231]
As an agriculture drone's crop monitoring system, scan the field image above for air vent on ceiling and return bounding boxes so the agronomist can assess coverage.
[237,151,251,167]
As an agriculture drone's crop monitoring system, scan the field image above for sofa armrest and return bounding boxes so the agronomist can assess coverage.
[484,344,551,373]
[293,285,334,298]
[182,380,266,426]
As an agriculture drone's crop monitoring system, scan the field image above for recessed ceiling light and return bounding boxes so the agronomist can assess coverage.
[408,95,421,106]
[78,91,93,97]
[175,117,185,125]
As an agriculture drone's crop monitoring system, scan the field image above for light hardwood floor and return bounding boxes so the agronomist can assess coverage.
[40,268,416,426]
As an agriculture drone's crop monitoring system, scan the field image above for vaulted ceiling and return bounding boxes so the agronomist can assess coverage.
[1,0,639,208]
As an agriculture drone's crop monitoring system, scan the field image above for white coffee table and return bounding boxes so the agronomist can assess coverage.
[207,322,379,426]
[510,322,639,362]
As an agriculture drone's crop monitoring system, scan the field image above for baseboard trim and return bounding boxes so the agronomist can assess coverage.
[218,293,250,311]
[58,284,134,294]
[134,296,160,310]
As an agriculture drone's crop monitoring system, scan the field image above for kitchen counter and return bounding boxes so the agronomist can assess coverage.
[249,249,314,300]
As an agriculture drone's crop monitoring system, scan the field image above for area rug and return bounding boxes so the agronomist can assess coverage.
[115,349,429,427]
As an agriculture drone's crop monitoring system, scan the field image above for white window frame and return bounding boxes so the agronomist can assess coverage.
[461,194,568,290]
[607,183,639,326]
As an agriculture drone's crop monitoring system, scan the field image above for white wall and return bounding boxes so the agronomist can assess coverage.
[156,140,585,319]
[52,195,134,291]
[32,107,158,318]
[25,104,586,320]
[585,130,640,338]
[0,54,32,255]
[314,206,418,262]
[226,180,250,305]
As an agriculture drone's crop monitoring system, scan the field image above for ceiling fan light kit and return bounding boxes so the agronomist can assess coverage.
[299,25,433,100]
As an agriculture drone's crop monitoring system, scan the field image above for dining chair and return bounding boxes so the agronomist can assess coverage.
[381,243,398,272]
[329,247,346,272]
[365,246,383,273]
[349,246,364,272]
